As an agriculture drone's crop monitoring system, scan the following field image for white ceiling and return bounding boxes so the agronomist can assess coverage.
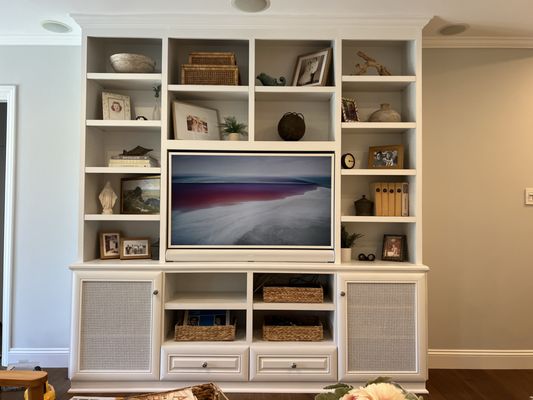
[1,0,533,45]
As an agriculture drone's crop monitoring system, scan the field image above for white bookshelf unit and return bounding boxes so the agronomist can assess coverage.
[69,14,429,394]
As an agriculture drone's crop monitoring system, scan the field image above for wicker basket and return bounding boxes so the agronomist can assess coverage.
[181,64,239,85]
[263,316,323,341]
[189,52,236,65]
[263,285,323,303]
[175,322,236,341]
[124,383,229,400]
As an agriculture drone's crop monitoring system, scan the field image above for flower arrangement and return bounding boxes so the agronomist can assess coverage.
[315,378,423,400]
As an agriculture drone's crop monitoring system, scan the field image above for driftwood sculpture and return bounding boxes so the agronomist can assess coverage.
[354,51,392,76]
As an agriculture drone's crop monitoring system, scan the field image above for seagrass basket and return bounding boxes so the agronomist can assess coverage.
[181,64,239,85]
[175,322,236,341]
[125,382,229,400]
[263,316,323,341]
[189,52,236,65]
[263,285,323,303]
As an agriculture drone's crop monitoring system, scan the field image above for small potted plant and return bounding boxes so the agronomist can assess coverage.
[220,116,247,141]
[341,225,363,263]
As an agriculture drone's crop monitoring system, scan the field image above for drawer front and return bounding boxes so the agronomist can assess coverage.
[161,345,248,381]
[251,348,337,381]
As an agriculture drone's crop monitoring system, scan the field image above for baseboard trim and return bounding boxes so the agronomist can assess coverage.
[429,349,533,369]
[8,348,69,368]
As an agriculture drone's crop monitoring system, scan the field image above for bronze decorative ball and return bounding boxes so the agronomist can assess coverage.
[278,112,306,141]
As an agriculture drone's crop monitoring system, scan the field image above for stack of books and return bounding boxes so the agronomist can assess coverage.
[371,182,409,216]
[108,155,158,168]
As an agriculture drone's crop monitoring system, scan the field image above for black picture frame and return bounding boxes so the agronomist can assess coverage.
[382,234,407,262]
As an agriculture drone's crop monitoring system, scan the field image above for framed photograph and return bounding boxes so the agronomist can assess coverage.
[368,144,404,169]
[102,92,131,120]
[172,101,220,140]
[121,175,160,214]
[120,237,151,260]
[99,232,120,259]
[341,97,360,122]
[292,48,333,87]
[382,234,407,262]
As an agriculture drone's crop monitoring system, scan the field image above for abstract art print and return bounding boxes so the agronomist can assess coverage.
[168,152,333,248]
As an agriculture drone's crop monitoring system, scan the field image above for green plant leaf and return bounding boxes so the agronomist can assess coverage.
[323,383,352,390]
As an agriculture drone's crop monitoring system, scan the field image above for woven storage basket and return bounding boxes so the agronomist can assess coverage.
[189,52,236,65]
[263,316,323,341]
[263,285,323,303]
[175,322,236,341]
[124,382,229,400]
[181,64,239,85]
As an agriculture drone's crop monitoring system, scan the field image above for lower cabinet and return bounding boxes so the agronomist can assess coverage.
[337,272,427,383]
[69,271,162,381]
[250,346,337,381]
[161,344,249,381]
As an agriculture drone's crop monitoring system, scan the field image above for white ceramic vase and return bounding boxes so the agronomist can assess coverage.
[368,103,401,122]
[341,248,352,263]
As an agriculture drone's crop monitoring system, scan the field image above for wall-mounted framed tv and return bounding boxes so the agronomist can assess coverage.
[166,151,335,262]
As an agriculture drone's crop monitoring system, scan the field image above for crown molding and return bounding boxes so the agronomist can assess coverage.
[71,13,431,31]
[423,36,533,48]
[0,34,81,46]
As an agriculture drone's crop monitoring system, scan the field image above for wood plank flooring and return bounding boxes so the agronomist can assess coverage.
[1,369,532,400]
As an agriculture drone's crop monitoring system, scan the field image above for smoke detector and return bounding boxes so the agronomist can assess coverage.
[231,0,270,13]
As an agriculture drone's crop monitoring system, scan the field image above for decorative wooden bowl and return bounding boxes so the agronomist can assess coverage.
[110,53,156,73]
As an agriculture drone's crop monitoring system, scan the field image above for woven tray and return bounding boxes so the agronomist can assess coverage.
[263,316,323,341]
[124,383,229,400]
[175,322,236,341]
[263,286,323,303]
[189,52,236,65]
[181,64,239,85]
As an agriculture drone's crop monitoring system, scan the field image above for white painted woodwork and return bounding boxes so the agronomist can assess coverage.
[71,14,428,393]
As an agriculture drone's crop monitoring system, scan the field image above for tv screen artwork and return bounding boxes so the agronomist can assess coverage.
[168,152,333,248]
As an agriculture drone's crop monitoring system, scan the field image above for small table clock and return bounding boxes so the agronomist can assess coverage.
[341,153,356,169]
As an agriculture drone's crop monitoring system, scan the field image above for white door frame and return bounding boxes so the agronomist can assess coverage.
[0,86,16,366]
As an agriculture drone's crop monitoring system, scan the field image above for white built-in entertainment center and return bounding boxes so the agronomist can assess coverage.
[69,14,429,394]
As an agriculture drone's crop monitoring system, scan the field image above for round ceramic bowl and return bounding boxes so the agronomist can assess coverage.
[109,53,156,73]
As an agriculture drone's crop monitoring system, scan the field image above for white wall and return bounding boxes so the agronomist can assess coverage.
[0,46,80,366]
[423,48,533,368]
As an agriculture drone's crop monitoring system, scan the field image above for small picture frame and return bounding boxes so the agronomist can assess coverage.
[368,144,404,169]
[341,97,360,122]
[120,237,151,260]
[172,101,220,140]
[382,234,407,262]
[102,92,131,120]
[99,232,121,259]
[292,48,333,87]
[121,175,160,214]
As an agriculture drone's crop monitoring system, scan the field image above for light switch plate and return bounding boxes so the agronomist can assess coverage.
[525,188,533,205]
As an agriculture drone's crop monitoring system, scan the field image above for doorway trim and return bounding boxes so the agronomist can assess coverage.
[0,86,16,366]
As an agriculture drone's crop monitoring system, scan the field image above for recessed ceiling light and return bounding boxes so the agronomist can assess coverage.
[41,20,72,34]
[231,0,270,13]
[439,23,469,36]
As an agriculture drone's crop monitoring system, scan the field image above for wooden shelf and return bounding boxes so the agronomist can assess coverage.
[255,86,335,102]
[341,216,416,223]
[341,169,416,176]
[342,122,416,133]
[168,84,249,101]
[86,120,161,132]
[87,73,162,90]
[165,292,248,310]
[342,75,416,92]
[84,214,160,221]
[166,140,336,152]
[85,167,161,174]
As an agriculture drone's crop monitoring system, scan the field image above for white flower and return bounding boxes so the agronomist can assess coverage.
[348,383,406,400]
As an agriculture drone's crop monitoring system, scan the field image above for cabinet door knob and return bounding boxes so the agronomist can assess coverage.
[202,362,208,368]
[153,290,159,295]
[340,291,346,297]
[291,363,297,369]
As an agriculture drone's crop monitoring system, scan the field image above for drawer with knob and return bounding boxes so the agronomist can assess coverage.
[161,344,248,381]
[250,347,337,381]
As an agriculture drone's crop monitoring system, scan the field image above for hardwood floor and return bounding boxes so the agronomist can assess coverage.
[1,369,532,400]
